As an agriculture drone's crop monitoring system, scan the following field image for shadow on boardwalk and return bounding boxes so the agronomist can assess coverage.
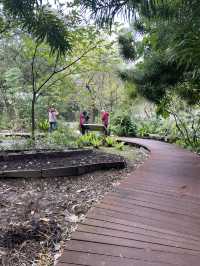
[57,138,200,266]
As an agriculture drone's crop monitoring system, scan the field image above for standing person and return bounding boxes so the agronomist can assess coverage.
[101,110,109,134]
[83,111,90,134]
[80,111,90,135]
[48,105,59,132]
[80,111,86,135]
[84,111,90,124]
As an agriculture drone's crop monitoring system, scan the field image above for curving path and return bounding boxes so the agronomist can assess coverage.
[57,138,200,266]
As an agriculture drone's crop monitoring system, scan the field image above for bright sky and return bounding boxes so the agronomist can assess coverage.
[47,0,129,27]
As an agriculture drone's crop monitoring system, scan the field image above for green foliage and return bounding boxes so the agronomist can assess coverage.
[111,113,137,137]
[77,134,92,147]
[120,52,184,104]
[44,126,78,148]
[133,94,200,152]
[90,137,102,149]
[76,132,102,148]
[76,0,156,27]
[136,117,169,137]
[2,0,72,56]
[0,22,125,136]
[76,133,126,151]
[118,32,136,61]
[137,123,150,137]
[77,0,200,105]
[104,136,117,147]
[115,141,125,151]
[38,119,49,132]
[176,139,200,154]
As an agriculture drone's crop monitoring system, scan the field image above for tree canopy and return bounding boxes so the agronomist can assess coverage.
[0,0,74,56]
[78,0,200,105]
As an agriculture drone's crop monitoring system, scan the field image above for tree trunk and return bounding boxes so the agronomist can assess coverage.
[31,94,36,140]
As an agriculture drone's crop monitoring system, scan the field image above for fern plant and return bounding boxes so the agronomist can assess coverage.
[115,142,125,151]
[38,120,49,132]
[105,136,117,147]
[90,138,102,149]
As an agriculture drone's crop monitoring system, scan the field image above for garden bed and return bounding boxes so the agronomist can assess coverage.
[0,145,149,266]
[0,149,125,178]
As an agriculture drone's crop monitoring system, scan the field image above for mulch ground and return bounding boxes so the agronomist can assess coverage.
[0,146,148,266]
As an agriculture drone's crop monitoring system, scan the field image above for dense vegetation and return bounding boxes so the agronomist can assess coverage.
[0,0,199,152]
[77,0,200,152]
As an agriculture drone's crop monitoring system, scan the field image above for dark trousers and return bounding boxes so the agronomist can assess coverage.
[80,125,86,135]
[103,123,109,135]
[49,122,57,132]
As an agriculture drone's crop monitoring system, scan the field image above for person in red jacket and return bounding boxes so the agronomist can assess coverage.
[101,110,109,134]
[79,111,89,135]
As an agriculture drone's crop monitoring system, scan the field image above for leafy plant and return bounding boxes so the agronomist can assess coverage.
[77,134,92,147]
[115,141,125,151]
[38,120,49,132]
[41,126,78,149]
[90,138,102,149]
[111,113,137,137]
[105,136,117,147]
[76,132,102,148]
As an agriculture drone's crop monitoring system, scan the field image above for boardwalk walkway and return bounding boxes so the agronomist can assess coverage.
[57,138,200,266]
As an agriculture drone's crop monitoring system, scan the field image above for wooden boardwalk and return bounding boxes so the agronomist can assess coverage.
[57,138,200,266]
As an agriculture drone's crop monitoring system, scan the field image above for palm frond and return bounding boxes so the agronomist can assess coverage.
[76,0,159,27]
[2,0,72,56]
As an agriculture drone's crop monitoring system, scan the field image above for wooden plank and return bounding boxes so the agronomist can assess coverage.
[76,223,200,251]
[62,240,200,266]
[118,184,200,204]
[89,206,200,237]
[71,231,200,256]
[101,194,200,219]
[98,200,200,223]
[86,213,200,242]
[83,218,200,247]
[119,182,200,202]
[59,250,171,266]
[110,188,200,208]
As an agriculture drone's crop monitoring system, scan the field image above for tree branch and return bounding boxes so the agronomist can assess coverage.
[36,43,99,94]
[35,69,90,100]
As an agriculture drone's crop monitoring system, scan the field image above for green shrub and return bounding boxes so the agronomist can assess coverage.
[42,126,78,149]
[111,114,137,137]
[137,123,150,137]
[136,116,173,138]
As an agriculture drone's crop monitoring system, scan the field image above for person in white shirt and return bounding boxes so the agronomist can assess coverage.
[48,105,59,132]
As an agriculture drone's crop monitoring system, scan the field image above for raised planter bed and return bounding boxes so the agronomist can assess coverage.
[0,149,126,178]
[0,149,92,161]
[0,132,45,138]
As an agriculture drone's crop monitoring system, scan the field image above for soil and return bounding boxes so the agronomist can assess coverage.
[0,150,124,171]
[0,146,149,266]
